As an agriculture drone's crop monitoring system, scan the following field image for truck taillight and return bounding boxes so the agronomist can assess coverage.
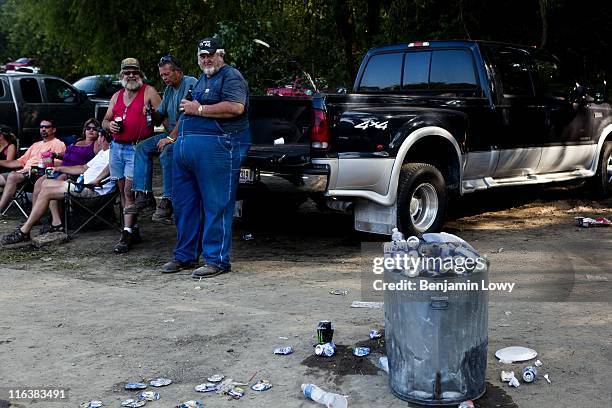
[311,109,329,150]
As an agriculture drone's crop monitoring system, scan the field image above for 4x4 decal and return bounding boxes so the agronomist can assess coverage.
[354,119,389,130]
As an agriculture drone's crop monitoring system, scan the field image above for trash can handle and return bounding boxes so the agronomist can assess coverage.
[430,297,449,310]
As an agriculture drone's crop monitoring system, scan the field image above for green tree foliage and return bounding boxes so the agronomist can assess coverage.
[1,0,611,92]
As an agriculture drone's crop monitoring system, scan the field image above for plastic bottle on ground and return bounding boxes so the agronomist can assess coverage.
[301,384,348,408]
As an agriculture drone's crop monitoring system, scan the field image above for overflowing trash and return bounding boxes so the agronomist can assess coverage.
[149,377,172,387]
[575,216,611,227]
[274,346,294,355]
[301,383,348,408]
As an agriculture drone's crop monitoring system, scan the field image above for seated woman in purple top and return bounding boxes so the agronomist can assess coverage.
[31,118,101,206]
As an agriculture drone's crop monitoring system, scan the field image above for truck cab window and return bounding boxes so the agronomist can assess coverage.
[489,47,534,97]
[19,78,42,103]
[44,78,77,103]
[532,52,567,98]
[0,80,5,98]
[403,51,431,90]
[358,53,402,92]
[430,50,478,91]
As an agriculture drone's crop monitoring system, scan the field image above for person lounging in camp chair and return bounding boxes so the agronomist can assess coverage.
[1,130,115,245]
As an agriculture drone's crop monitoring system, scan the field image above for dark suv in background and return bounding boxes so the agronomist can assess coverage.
[73,75,122,101]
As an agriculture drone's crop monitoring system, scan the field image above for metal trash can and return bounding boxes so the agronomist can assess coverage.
[383,234,488,405]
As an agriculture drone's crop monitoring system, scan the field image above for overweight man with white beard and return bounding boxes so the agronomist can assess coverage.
[158,37,251,279]
[102,58,161,253]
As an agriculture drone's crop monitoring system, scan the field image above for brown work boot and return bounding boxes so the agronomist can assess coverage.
[113,229,134,253]
[124,192,156,215]
[151,198,173,224]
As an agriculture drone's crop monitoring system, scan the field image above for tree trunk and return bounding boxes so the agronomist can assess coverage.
[333,0,357,85]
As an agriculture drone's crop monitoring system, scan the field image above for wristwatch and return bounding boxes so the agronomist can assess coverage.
[197,104,204,116]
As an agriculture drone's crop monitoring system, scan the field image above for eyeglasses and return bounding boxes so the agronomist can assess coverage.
[123,70,141,77]
[40,125,52,129]
[85,126,97,131]
[198,53,217,59]
[159,55,181,68]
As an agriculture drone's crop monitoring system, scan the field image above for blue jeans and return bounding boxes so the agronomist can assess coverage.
[172,129,251,270]
[109,142,136,180]
[133,133,174,199]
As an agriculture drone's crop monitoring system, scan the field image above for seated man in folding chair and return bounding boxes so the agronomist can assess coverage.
[0,118,66,214]
[1,130,114,245]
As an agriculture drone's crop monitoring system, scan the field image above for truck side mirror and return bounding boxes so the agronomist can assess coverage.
[593,81,607,104]
[570,83,588,106]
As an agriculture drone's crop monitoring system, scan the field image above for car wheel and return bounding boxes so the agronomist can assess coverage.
[593,141,612,198]
[397,163,447,236]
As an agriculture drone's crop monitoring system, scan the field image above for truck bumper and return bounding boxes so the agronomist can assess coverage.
[240,166,329,193]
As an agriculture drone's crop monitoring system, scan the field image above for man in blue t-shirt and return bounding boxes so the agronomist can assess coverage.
[158,37,251,278]
[128,55,197,223]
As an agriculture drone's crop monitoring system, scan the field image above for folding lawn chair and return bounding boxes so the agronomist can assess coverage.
[63,179,122,238]
[0,174,34,219]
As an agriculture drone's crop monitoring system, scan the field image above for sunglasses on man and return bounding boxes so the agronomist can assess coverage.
[123,70,141,77]
[39,125,53,129]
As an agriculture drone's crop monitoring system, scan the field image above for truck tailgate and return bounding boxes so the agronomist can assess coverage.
[247,95,312,169]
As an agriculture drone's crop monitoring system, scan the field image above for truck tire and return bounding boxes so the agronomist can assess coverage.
[593,141,612,198]
[397,163,447,236]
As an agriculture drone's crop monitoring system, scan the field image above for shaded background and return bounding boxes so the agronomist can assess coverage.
[0,0,611,93]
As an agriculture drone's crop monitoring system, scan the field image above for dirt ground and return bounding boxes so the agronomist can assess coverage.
[0,178,610,408]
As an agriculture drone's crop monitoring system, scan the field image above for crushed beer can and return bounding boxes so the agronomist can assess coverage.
[369,329,382,339]
[243,233,254,240]
[316,320,334,344]
[80,401,102,408]
[522,365,537,383]
[195,383,218,393]
[353,347,371,357]
[121,398,146,407]
[125,382,147,390]
[315,342,336,357]
[500,370,515,382]
[207,374,224,383]
[273,346,293,355]
[228,387,245,399]
[251,380,273,391]
[139,391,160,401]
[149,377,172,387]
[176,401,204,408]
[508,377,520,388]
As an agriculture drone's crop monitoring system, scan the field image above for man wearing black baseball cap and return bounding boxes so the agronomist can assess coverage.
[158,36,251,278]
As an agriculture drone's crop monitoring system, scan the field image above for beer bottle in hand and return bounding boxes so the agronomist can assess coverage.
[179,85,194,112]
[146,102,153,128]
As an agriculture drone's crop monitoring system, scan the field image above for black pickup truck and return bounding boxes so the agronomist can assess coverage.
[0,73,104,148]
[242,40,612,235]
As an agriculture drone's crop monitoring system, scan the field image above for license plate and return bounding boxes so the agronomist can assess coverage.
[239,167,254,183]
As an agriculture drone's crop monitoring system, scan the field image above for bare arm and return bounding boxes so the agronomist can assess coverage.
[54,164,88,176]
[5,145,16,161]
[145,86,162,111]
[180,100,244,118]
[89,164,110,186]
[0,159,23,169]
[102,93,120,133]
